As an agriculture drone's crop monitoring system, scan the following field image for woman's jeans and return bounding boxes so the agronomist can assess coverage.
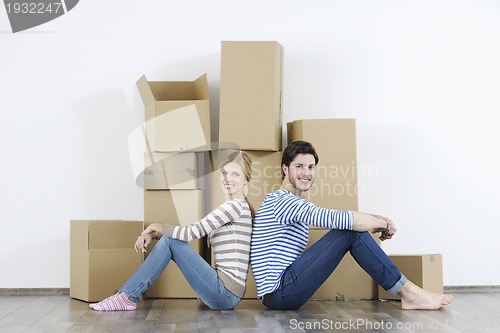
[262,230,407,310]
[118,236,241,310]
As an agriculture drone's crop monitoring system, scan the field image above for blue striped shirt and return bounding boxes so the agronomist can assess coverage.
[250,189,353,298]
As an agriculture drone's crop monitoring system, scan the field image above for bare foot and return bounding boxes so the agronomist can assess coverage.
[398,281,453,310]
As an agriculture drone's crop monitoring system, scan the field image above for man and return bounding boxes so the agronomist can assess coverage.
[250,140,453,310]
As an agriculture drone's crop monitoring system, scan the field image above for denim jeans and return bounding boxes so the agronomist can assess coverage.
[262,229,407,310]
[119,236,241,310]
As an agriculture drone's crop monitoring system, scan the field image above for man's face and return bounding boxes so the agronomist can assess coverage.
[282,153,317,194]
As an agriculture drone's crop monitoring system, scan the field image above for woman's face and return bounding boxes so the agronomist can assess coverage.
[220,161,246,199]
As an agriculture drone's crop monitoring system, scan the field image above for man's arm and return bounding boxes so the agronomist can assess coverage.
[351,212,397,241]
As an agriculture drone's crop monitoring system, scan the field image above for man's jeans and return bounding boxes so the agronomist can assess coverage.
[119,236,241,310]
[262,229,407,310]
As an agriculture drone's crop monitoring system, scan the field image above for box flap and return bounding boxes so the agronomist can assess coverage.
[70,220,90,249]
[193,73,209,100]
[138,74,209,102]
[136,75,155,106]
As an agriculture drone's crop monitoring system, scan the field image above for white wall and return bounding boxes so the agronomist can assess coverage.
[1,0,499,288]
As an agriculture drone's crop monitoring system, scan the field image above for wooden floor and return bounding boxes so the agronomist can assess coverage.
[1,293,500,333]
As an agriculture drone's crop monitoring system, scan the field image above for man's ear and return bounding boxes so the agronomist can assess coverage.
[281,164,288,177]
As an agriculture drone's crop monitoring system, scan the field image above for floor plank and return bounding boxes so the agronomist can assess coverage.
[1,293,500,333]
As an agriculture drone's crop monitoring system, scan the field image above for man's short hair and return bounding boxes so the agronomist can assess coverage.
[281,141,319,179]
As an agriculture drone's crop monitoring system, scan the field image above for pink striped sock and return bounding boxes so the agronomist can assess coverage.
[89,292,137,311]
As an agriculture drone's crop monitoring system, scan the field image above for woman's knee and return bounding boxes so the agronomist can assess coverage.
[150,235,176,254]
[157,235,175,246]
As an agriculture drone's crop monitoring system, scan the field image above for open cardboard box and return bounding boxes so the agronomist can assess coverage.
[137,74,211,152]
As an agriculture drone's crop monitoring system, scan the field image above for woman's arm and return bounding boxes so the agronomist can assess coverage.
[143,200,245,243]
[142,223,162,239]
[133,223,163,253]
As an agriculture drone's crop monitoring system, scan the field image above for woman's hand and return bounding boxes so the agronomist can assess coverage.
[135,233,152,253]
[135,223,163,253]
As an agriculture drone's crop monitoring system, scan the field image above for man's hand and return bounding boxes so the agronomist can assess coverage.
[371,215,397,241]
[135,233,152,253]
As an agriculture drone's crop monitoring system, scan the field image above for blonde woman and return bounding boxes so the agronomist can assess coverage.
[90,151,253,311]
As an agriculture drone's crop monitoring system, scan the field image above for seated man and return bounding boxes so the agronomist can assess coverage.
[250,140,453,310]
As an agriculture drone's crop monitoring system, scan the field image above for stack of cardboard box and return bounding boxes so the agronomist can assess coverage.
[136,75,211,298]
[213,43,382,300]
[70,41,443,302]
[205,41,285,298]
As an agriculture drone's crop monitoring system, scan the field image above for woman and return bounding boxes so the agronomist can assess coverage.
[90,151,253,311]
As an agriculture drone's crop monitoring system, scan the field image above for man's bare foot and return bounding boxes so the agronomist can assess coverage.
[398,281,453,310]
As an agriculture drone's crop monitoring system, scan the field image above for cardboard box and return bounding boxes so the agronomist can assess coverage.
[286,119,376,299]
[143,190,205,298]
[70,220,143,302]
[219,41,284,151]
[378,254,443,300]
[204,150,283,213]
[287,119,359,212]
[244,267,258,299]
[144,189,202,226]
[143,222,204,299]
[308,229,381,300]
[140,152,198,190]
[137,74,211,152]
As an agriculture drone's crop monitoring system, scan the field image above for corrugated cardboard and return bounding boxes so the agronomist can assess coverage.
[143,190,205,298]
[287,119,359,212]
[137,74,211,152]
[378,254,444,300]
[204,150,283,214]
[144,189,202,226]
[219,41,283,151]
[140,152,198,190]
[308,229,381,300]
[70,220,143,302]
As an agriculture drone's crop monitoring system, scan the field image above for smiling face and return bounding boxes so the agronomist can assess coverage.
[220,161,247,200]
[282,153,317,196]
